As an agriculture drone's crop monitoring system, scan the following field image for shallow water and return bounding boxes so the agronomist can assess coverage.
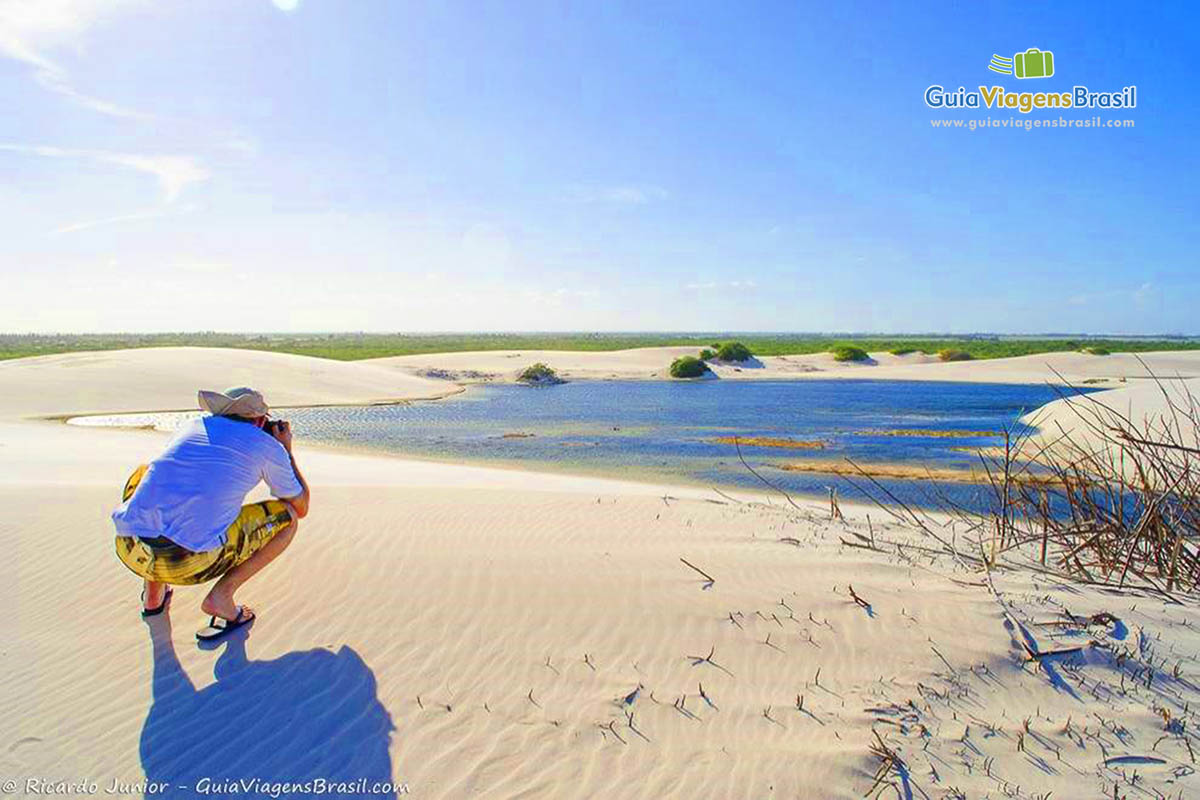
[72,379,1090,511]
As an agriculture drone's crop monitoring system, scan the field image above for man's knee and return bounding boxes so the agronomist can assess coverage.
[271,519,298,551]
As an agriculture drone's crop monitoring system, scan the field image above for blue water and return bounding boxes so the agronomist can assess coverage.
[274,379,1086,510]
[74,379,1089,510]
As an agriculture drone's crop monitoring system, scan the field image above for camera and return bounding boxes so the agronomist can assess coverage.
[264,419,287,437]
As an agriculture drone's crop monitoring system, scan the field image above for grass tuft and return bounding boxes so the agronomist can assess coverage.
[517,363,563,384]
[832,345,870,362]
[669,356,710,378]
[715,341,753,362]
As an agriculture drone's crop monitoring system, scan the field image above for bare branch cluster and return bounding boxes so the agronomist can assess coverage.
[855,363,1200,596]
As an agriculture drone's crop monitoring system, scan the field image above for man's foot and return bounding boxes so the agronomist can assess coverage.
[196,606,256,642]
[201,590,249,622]
[142,582,172,617]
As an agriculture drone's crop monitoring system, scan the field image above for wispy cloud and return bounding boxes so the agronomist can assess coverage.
[1071,283,1160,310]
[602,185,667,205]
[1133,281,1157,308]
[53,207,167,234]
[35,71,151,119]
[565,184,669,205]
[685,280,758,291]
[0,0,150,118]
[171,258,235,274]
[0,144,209,202]
[517,286,600,305]
[101,153,209,202]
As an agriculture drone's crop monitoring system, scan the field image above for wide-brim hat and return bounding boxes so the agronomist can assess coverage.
[197,386,269,418]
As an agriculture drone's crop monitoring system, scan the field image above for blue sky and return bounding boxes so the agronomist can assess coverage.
[1,0,1195,334]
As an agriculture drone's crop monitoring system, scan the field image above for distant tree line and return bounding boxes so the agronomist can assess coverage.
[1,332,1196,363]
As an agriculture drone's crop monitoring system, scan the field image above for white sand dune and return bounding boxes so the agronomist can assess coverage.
[854,349,1200,385]
[1024,373,1200,459]
[372,346,1200,387]
[370,346,705,382]
[0,347,456,419]
[2,347,1200,798]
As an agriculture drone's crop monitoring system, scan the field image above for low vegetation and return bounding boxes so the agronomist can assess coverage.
[0,333,1195,363]
[517,363,563,385]
[864,428,997,438]
[713,436,825,450]
[1081,346,1111,356]
[715,341,753,362]
[855,371,1200,594]
[889,347,923,356]
[669,356,710,378]
[937,349,973,362]
[698,348,716,360]
[778,460,1017,484]
[832,345,870,362]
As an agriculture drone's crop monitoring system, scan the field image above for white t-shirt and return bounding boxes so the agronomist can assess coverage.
[112,415,303,552]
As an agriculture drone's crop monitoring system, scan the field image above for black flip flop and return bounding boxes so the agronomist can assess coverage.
[195,606,255,641]
[141,587,174,618]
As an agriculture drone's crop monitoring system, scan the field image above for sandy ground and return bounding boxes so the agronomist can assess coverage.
[3,348,1200,799]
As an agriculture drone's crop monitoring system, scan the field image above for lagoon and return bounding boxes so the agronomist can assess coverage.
[73,379,1089,511]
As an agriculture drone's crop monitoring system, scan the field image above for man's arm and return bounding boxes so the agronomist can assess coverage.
[270,421,310,519]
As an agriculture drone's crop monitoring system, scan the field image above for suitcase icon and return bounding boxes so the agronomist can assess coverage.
[1014,48,1054,79]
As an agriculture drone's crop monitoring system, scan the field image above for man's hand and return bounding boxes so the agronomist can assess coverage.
[270,420,294,452]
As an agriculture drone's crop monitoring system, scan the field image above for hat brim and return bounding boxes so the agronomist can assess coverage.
[197,390,269,418]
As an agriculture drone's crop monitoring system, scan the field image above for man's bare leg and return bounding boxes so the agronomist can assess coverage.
[201,521,297,621]
[144,580,168,611]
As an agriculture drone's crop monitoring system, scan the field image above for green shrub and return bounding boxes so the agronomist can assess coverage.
[1081,346,1110,356]
[938,349,973,362]
[698,348,716,360]
[669,356,710,378]
[832,345,870,362]
[715,341,753,362]
[889,348,922,356]
[517,362,563,384]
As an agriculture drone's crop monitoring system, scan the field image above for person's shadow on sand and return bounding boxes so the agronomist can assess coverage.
[141,615,398,799]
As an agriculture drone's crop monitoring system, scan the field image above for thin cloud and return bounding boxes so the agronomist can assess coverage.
[686,280,758,291]
[518,287,600,305]
[1133,282,1157,308]
[0,0,151,118]
[602,185,667,205]
[53,207,167,234]
[565,184,669,205]
[35,70,151,120]
[222,136,260,156]
[101,153,209,202]
[0,144,209,202]
[171,259,235,274]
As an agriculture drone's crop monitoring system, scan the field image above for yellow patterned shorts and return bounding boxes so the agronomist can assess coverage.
[114,465,294,586]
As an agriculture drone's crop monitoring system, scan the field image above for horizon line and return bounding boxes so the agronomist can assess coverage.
[2,331,1198,339]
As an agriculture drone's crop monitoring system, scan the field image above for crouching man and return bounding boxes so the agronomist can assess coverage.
[112,387,310,640]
